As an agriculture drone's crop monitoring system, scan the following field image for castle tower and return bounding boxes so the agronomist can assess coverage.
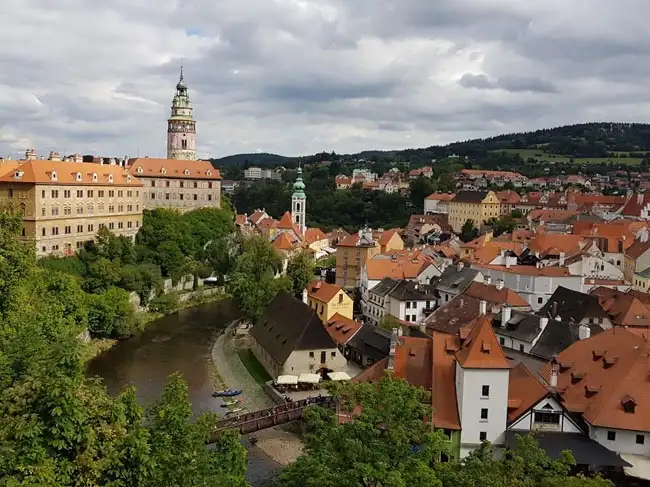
[167,67,197,160]
[292,165,306,235]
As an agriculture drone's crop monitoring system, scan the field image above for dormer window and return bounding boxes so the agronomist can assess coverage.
[184,169,190,176]
[603,357,618,369]
[137,166,143,174]
[126,175,132,183]
[206,170,212,176]
[51,171,57,181]
[92,173,98,182]
[76,172,82,182]
[570,371,584,384]
[108,174,114,183]
[13,170,24,179]
[585,384,601,397]
[161,168,167,175]
[622,396,637,414]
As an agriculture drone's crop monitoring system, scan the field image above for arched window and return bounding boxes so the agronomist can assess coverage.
[108,174,114,183]
[137,167,143,174]
[296,202,301,212]
[92,173,98,182]
[51,171,57,181]
[76,172,82,181]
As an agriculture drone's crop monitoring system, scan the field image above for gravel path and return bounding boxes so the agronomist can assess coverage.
[211,320,305,466]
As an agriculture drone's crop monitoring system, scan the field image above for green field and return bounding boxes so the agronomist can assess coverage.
[237,349,272,385]
[492,148,643,165]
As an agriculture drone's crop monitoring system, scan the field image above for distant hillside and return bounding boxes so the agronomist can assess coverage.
[211,122,650,169]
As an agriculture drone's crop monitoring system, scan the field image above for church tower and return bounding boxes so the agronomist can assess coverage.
[292,165,307,235]
[167,67,197,160]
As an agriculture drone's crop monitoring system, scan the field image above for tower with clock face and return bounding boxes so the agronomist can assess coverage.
[167,67,197,160]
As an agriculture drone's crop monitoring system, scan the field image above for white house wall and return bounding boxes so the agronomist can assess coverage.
[508,396,582,434]
[589,425,650,457]
[282,348,347,376]
[567,256,624,280]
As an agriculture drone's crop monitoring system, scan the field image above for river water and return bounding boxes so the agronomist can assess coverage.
[86,300,281,486]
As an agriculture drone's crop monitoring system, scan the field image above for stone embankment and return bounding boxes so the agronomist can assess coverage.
[211,321,305,465]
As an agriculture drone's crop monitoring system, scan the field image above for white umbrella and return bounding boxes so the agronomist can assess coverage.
[298,373,321,384]
[327,371,351,381]
[276,375,298,385]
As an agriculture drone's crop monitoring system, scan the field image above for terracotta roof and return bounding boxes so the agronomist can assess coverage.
[249,210,268,225]
[277,211,303,236]
[235,214,248,226]
[527,209,580,223]
[307,280,346,303]
[393,336,433,389]
[273,232,296,251]
[527,234,585,255]
[507,362,549,422]
[425,192,455,201]
[431,333,461,429]
[304,227,327,244]
[589,287,650,328]
[323,313,362,345]
[336,232,376,248]
[128,158,220,180]
[471,242,523,265]
[353,357,389,383]
[366,252,433,280]
[374,229,400,247]
[496,190,521,204]
[0,160,142,186]
[257,217,278,229]
[455,315,510,369]
[625,239,650,260]
[539,328,650,432]
[424,294,483,335]
[621,194,650,217]
[460,169,523,179]
[464,281,529,307]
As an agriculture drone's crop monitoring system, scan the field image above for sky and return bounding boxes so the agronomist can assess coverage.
[1,0,649,159]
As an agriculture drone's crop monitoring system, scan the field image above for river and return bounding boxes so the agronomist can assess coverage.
[86,300,282,486]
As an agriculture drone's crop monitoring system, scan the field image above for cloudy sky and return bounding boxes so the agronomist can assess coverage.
[1,0,649,159]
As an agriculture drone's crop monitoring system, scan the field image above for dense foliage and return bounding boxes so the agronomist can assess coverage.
[0,208,250,486]
[275,375,612,487]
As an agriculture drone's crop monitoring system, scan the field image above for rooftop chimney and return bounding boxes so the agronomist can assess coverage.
[496,278,504,290]
[457,262,464,272]
[638,193,644,205]
[578,324,591,340]
[479,300,487,316]
[550,360,559,389]
[551,301,558,318]
[501,306,512,328]
[539,317,549,332]
[559,252,565,266]
[388,328,398,371]
[484,275,492,286]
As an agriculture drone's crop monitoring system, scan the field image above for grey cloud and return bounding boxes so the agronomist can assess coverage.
[459,73,558,93]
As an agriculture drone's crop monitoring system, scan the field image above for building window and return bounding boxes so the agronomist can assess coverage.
[109,223,115,230]
[151,181,155,187]
[193,181,198,188]
[179,194,184,200]
[77,206,83,215]
[499,337,505,345]
[534,411,560,424]
[118,222,123,229]
[118,205,123,212]
[64,226,71,234]
[41,190,46,198]
[77,190,83,197]
[127,190,132,197]
[607,431,616,441]
[98,190,104,197]
[519,344,525,352]
[127,221,132,228]
[406,302,411,309]
[77,225,83,233]
[41,208,46,216]
[208,194,212,201]
[309,352,314,358]
[481,385,489,397]
[88,224,94,232]
[41,228,46,236]
[480,408,488,420]
[165,181,170,188]
[479,432,487,442]
[151,193,155,199]
[51,190,58,198]
[63,207,71,216]
[87,190,93,197]
[537,297,543,304]
[193,194,198,201]
[109,205,114,213]
[108,190,114,198]
[63,190,71,198]
[52,227,59,236]
[165,193,170,200]
[208,182,213,189]
[180,181,184,188]
[331,351,336,358]
[118,190,123,197]
[636,434,645,445]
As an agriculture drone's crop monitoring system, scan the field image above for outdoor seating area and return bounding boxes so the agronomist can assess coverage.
[272,371,351,394]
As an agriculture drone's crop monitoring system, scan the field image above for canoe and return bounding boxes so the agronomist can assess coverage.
[225,406,247,416]
[212,389,242,397]
[220,399,241,407]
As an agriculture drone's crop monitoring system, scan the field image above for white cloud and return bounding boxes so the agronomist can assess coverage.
[1,0,649,158]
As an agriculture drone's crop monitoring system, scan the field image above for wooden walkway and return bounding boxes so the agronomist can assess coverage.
[207,396,336,442]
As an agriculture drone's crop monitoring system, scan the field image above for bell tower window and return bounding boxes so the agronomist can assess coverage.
[181,139,187,149]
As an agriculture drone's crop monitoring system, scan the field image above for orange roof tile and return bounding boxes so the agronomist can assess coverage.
[249,210,268,224]
[589,287,650,328]
[128,158,220,180]
[393,336,432,390]
[308,280,347,303]
[496,190,521,204]
[527,209,580,223]
[366,251,433,280]
[273,232,296,251]
[0,160,142,186]
[374,229,401,247]
[455,315,510,369]
[540,328,650,431]
[337,232,377,248]
[464,282,529,307]
[324,313,362,345]
[625,239,650,260]
[507,363,549,422]
[476,264,572,277]
[432,333,461,429]
[425,192,455,201]
[304,227,327,245]
[277,211,303,236]
[527,234,585,255]
[235,214,247,226]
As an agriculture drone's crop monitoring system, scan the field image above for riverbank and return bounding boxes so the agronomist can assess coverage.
[211,320,306,466]
[84,287,230,362]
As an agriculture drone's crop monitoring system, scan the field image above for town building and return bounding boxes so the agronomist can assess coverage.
[448,190,500,233]
[127,158,221,211]
[167,67,196,161]
[0,159,142,256]
[424,192,454,214]
[249,292,347,379]
[305,280,354,323]
[243,167,282,181]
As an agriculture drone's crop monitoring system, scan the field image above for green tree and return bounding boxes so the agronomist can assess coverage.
[379,314,402,331]
[286,251,314,298]
[0,208,34,315]
[275,375,448,487]
[86,286,139,338]
[409,176,437,209]
[460,219,479,243]
[228,236,290,320]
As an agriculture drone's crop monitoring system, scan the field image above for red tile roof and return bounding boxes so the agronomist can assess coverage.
[304,227,327,244]
[455,315,510,369]
[431,333,461,429]
[425,192,455,201]
[0,160,142,186]
[308,280,347,303]
[323,313,362,345]
[128,158,220,180]
[464,282,529,307]
[507,363,549,422]
[539,328,650,431]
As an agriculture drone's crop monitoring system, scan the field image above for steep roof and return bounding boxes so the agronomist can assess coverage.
[497,190,521,204]
[589,286,650,328]
[451,190,489,203]
[374,229,401,247]
[304,227,327,244]
[307,280,347,303]
[530,319,604,360]
[432,333,461,429]
[425,192,455,201]
[455,315,510,369]
[621,194,650,217]
[507,363,549,422]
[493,310,544,343]
[387,280,437,302]
[424,294,483,334]
[527,233,585,255]
[435,265,480,295]
[539,328,650,432]
[0,160,142,186]
[464,281,529,307]
[393,336,433,389]
[323,313,363,345]
[277,211,302,235]
[366,251,433,281]
[346,324,392,362]
[272,232,296,251]
[250,293,337,365]
[625,238,650,260]
[539,287,610,323]
[369,278,401,298]
[128,158,220,180]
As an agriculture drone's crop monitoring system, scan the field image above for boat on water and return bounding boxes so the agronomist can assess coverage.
[212,388,242,398]
[220,398,242,407]
[225,406,247,416]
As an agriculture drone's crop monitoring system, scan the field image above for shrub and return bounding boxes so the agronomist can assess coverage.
[148,292,180,315]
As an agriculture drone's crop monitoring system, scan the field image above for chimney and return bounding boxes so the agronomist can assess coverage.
[551,301,558,318]
[388,328,398,371]
[638,193,644,205]
[550,360,559,389]
[496,278,504,290]
[484,275,492,286]
[479,300,487,316]
[397,327,403,337]
[539,317,549,332]
[302,288,308,305]
[501,306,512,328]
[578,324,591,340]
[457,262,464,272]
[506,258,511,269]
[559,252,565,266]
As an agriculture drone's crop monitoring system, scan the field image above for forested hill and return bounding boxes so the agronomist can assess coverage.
[211,122,650,168]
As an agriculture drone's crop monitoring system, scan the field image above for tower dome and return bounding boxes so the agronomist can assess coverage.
[293,166,306,194]
[291,164,306,235]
